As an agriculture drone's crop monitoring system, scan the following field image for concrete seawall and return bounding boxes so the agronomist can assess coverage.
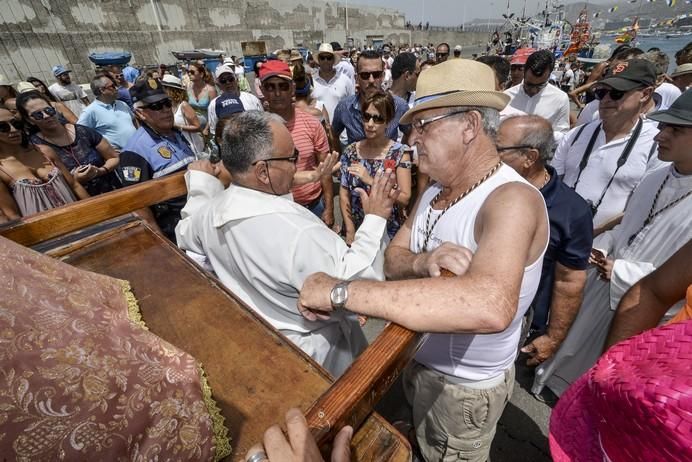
[1,0,492,84]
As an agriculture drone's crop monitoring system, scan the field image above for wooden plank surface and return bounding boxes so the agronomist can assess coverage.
[49,221,411,461]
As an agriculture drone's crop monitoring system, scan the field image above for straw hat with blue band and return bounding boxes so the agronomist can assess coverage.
[399,59,510,125]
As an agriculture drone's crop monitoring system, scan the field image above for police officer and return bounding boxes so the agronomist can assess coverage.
[118,78,196,240]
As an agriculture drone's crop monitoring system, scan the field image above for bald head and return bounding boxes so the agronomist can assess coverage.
[499,115,555,164]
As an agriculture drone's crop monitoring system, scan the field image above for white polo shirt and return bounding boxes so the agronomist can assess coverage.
[504,82,571,136]
[551,119,666,227]
[312,71,355,122]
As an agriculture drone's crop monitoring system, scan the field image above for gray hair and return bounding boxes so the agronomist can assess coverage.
[502,115,556,163]
[446,106,500,138]
[219,111,285,174]
[90,75,114,97]
[642,50,669,77]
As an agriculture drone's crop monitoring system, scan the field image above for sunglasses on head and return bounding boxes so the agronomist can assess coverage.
[263,81,291,92]
[593,87,627,101]
[0,119,23,133]
[29,106,57,121]
[363,112,386,124]
[218,75,236,84]
[358,71,384,80]
[318,55,334,61]
[145,99,173,111]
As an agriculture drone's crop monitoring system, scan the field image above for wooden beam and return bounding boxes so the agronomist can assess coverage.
[0,172,187,247]
[305,323,422,447]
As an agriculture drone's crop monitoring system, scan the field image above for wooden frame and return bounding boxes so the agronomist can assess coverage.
[1,174,422,457]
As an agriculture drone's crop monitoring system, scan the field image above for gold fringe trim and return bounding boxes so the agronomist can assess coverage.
[118,279,232,461]
[120,280,148,330]
[198,364,232,461]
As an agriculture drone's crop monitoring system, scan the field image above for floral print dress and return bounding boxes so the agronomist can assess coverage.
[340,141,410,238]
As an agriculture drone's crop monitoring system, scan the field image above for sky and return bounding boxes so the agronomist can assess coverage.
[357,0,611,26]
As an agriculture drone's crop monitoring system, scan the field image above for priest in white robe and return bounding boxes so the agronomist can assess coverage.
[533,89,692,396]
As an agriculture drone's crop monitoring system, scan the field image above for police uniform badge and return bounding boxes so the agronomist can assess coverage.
[121,166,141,182]
[158,146,172,159]
[148,79,158,89]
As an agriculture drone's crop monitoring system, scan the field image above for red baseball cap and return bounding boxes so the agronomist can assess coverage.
[259,60,292,82]
[510,48,536,66]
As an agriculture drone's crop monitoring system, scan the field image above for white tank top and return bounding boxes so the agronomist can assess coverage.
[174,103,205,155]
[412,164,547,382]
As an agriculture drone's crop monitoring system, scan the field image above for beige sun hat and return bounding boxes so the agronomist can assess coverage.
[671,63,692,78]
[15,81,37,93]
[317,43,335,57]
[400,59,510,124]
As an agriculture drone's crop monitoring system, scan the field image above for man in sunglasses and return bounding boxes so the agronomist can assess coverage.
[504,50,570,139]
[260,60,335,229]
[103,64,133,109]
[332,50,410,145]
[48,65,90,117]
[206,64,263,137]
[312,43,355,124]
[117,78,196,240]
[176,111,399,377]
[435,43,450,64]
[552,59,664,234]
[77,74,136,151]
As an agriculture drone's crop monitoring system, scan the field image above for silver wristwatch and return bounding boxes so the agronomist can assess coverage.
[330,281,351,310]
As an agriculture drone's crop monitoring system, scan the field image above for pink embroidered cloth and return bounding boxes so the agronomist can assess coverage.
[0,236,229,461]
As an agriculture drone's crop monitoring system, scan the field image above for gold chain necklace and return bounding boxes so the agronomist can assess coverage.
[422,161,503,251]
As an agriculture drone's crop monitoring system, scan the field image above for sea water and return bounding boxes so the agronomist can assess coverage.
[629,34,691,72]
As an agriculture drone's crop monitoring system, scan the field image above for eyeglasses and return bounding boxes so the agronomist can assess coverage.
[29,106,57,120]
[358,71,384,80]
[593,87,627,101]
[263,81,291,92]
[496,144,533,153]
[103,84,117,91]
[523,81,548,91]
[318,55,334,61]
[145,99,173,111]
[252,148,300,165]
[0,119,23,133]
[436,52,449,58]
[218,75,236,84]
[412,110,469,134]
[188,70,197,75]
[114,73,124,79]
[363,112,386,124]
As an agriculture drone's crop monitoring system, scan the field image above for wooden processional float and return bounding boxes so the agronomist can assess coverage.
[0,172,423,461]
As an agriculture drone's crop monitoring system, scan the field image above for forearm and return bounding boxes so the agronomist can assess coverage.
[102,157,120,172]
[594,213,623,237]
[339,190,355,231]
[345,275,514,333]
[383,245,425,280]
[545,274,585,343]
[321,175,334,211]
[605,281,667,350]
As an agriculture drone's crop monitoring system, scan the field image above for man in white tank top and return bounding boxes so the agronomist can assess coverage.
[298,59,550,461]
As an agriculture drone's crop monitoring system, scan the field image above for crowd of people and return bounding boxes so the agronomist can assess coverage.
[1,37,692,462]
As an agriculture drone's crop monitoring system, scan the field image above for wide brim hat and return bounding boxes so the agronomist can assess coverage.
[671,63,692,78]
[161,74,185,90]
[647,88,692,126]
[317,43,335,57]
[289,50,303,62]
[400,59,510,124]
[549,319,692,462]
[15,81,37,93]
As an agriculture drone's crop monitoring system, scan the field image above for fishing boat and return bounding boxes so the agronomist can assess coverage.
[564,8,593,57]
[615,17,640,44]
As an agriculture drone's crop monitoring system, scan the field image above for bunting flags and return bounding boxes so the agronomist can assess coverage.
[628,0,638,3]
[593,12,601,17]
[665,0,676,6]
[608,6,619,12]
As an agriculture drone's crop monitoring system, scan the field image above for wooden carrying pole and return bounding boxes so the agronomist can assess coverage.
[0,173,423,449]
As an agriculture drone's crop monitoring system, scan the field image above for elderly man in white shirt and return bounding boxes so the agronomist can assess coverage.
[552,59,667,234]
[504,50,570,140]
[175,111,398,377]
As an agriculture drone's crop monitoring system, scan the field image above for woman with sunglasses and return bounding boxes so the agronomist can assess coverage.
[23,77,78,124]
[339,92,411,244]
[17,91,120,196]
[161,75,204,155]
[187,62,217,130]
[0,107,88,221]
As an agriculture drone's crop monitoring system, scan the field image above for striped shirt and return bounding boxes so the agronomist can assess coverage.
[287,110,330,205]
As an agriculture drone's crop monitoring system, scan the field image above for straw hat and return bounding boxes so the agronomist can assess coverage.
[15,81,37,93]
[399,59,510,124]
[671,63,692,78]
[549,319,692,462]
[161,74,185,91]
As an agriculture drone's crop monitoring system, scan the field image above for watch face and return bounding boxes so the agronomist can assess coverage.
[331,283,348,307]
